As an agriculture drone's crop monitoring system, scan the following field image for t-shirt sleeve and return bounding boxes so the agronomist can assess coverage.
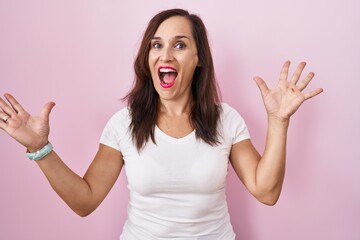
[99,109,128,152]
[221,103,250,145]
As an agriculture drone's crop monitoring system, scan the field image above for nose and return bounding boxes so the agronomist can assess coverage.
[160,46,174,62]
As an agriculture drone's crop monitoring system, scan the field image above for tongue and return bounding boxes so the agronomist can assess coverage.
[163,72,177,84]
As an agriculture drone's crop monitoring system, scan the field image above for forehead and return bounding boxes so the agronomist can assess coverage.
[154,16,193,38]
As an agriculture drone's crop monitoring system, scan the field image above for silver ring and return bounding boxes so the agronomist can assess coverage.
[1,115,10,123]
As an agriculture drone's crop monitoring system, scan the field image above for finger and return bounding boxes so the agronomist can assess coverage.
[40,102,56,122]
[4,93,25,113]
[0,112,10,129]
[304,88,324,100]
[0,113,10,122]
[253,76,270,97]
[279,60,291,83]
[0,119,6,129]
[0,96,17,117]
[297,72,315,91]
[290,62,306,85]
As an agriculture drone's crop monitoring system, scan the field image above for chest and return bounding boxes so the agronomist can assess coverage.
[121,128,232,196]
[156,113,193,139]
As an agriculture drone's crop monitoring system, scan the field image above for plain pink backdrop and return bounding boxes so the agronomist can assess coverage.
[1,0,359,239]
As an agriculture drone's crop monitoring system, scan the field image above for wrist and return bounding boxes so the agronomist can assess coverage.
[26,142,53,161]
[27,139,49,153]
[268,115,290,129]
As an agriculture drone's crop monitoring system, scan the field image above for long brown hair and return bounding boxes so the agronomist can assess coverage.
[124,9,222,151]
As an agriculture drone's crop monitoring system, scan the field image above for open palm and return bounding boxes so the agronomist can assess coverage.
[0,94,55,151]
[254,61,323,121]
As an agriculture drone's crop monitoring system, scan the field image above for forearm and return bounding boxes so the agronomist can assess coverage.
[0,94,120,216]
[35,150,94,216]
[255,117,289,203]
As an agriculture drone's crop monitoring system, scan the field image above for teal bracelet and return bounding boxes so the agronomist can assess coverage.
[26,142,53,161]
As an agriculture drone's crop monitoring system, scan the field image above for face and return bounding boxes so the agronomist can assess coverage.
[148,16,199,103]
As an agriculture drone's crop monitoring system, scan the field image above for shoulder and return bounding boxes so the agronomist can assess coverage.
[219,102,244,121]
[100,107,131,149]
[102,107,131,134]
[218,102,250,143]
[220,102,235,113]
[106,107,131,125]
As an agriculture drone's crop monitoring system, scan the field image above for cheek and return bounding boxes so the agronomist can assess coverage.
[150,70,158,83]
[194,56,199,67]
[187,51,199,68]
[148,56,157,79]
[184,56,199,76]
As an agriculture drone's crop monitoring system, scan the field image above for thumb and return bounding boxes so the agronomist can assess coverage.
[253,76,269,97]
[40,102,56,122]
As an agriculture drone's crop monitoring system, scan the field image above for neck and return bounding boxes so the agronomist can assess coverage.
[159,96,193,116]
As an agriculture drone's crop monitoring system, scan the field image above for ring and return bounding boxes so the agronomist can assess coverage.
[1,115,10,123]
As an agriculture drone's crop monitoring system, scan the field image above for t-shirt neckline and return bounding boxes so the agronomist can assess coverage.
[155,125,196,144]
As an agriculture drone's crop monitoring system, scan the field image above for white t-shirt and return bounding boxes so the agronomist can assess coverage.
[100,103,250,240]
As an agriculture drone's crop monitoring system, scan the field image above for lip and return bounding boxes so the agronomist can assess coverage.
[158,66,177,72]
[158,66,178,88]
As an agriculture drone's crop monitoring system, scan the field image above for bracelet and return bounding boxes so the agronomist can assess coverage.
[26,142,53,161]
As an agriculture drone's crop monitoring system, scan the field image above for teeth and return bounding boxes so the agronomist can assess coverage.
[159,68,176,73]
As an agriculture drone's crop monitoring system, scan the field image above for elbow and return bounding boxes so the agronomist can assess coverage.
[65,195,98,217]
[75,211,91,218]
[258,194,280,206]
[253,188,281,206]
[251,180,284,206]
[69,203,97,217]
[74,208,95,217]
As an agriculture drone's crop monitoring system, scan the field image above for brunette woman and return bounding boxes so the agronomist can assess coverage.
[0,9,323,239]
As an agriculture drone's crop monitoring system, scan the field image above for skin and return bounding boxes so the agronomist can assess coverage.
[231,61,323,204]
[149,16,199,105]
[0,16,323,217]
[149,16,201,138]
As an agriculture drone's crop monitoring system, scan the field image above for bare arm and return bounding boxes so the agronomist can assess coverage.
[36,144,123,216]
[0,93,123,216]
[230,122,287,206]
[230,61,323,205]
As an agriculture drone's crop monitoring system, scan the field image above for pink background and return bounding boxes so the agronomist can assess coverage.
[1,0,359,239]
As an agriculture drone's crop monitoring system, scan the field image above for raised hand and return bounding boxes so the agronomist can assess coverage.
[254,61,323,122]
[0,93,55,152]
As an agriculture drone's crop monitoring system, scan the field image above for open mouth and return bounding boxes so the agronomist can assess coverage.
[158,66,178,88]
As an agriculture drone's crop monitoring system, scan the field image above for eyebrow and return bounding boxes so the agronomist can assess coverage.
[151,35,191,41]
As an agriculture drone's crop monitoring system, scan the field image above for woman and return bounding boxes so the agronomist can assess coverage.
[0,8,323,240]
